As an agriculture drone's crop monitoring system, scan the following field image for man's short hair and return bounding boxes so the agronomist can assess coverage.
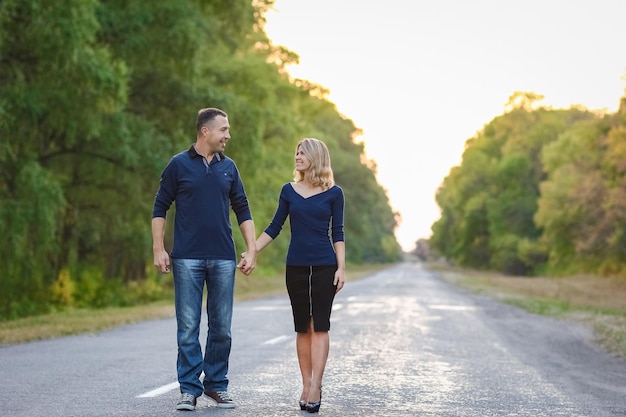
[196,108,227,133]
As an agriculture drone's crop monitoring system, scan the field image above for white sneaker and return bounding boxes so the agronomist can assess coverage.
[176,392,197,411]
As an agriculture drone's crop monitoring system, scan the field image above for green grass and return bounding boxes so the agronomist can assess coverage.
[0,302,175,345]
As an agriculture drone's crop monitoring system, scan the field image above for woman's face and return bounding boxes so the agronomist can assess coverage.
[295,146,311,172]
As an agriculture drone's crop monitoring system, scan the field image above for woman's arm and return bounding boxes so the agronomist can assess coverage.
[238,230,275,270]
[255,231,275,253]
[333,241,345,292]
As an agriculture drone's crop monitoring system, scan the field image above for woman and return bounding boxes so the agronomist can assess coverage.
[250,137,345,413]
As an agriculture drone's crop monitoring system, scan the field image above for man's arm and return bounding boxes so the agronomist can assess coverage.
[152,217,170,274]
[238,219,257,275]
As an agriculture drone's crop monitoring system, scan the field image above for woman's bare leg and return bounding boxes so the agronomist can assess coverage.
[296,326,313,402]
[308,319,329,403]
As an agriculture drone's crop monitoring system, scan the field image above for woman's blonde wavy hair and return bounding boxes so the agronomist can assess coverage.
[293,138,335,190]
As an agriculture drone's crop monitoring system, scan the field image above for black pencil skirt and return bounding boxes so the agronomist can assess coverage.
[285,264,338,333]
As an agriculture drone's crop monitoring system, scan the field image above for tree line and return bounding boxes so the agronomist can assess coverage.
[430,91,626,277]
[0,0,401,319]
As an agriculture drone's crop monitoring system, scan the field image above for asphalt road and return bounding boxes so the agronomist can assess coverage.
[1,262,625,417]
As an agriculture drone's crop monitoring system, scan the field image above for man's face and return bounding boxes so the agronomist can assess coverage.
[202,115,230,153]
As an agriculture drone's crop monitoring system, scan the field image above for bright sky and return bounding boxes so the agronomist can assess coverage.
[263,0,626,251]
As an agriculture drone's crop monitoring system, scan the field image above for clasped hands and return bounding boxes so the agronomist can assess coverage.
[237,250,257,276]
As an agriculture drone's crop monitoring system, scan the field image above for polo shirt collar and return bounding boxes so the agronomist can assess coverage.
[188,145,224,162]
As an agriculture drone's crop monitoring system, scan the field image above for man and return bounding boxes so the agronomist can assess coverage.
[152,107,257,411]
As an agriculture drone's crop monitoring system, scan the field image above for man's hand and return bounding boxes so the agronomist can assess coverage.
[237,251,257,276]
[154,249,171,274]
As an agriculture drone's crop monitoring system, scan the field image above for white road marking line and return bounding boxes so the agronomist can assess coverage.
[136,381,179,398]
[263,335,291,345]
[138,334,292,398]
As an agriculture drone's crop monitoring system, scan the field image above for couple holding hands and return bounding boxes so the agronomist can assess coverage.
[152,107,345,413]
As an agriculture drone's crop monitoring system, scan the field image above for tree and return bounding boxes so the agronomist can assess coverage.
[0,0,400,319]
[430,95,596,274]
[536,98,626,275]
[0,0,129,316]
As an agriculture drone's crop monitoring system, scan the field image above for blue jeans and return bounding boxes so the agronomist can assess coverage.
[171,258,236,396]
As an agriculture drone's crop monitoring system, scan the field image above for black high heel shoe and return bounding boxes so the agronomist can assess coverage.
[299,400,307,411]
[305,388,322,413]
[305,401,321,413]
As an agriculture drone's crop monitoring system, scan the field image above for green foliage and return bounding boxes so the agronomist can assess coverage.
[1,0,399,319]
[429,95,624,276]
[70,267,171,308]
[537,104,626,276]
[50,269,75,307]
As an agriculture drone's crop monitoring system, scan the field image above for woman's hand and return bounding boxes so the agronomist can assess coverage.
[237,251,257,276]
[334,268,345,292]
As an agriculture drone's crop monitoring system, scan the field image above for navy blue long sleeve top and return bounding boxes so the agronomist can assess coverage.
[152,146,252,261]
[264,183,344,266]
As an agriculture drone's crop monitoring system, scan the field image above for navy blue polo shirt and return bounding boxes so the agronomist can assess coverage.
[152,146,252,261]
